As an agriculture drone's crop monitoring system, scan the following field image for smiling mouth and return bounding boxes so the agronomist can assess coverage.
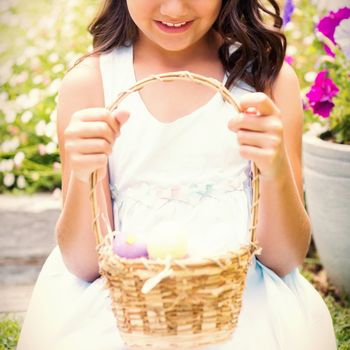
[160,21,188,27]
[155,20,193,33]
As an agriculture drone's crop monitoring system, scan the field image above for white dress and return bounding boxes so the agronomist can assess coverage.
[17,46,337,350]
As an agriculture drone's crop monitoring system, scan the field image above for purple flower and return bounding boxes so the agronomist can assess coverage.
[282,0,295,27]
[306,70,339,118]
[317,7,350,56]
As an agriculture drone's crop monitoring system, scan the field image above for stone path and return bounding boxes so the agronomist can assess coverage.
[0,193,61,321]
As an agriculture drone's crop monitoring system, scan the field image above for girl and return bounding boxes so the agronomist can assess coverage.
[18,1,337,349]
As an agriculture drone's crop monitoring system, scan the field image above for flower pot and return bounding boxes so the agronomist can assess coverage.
[303,129,350,295]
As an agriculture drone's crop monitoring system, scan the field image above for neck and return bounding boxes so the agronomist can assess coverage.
[134,30,221,70]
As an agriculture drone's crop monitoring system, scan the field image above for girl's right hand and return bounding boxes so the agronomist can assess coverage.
[63,108,129,183]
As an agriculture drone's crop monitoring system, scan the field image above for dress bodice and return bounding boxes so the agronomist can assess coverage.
[100,45,255,258]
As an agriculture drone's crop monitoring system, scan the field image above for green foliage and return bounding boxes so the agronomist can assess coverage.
[284,0,325,129]
[285,0,350,144]
[0,318,20,350]
[328,51,350,144]
[1,0,347,192]
[0,0,98,193]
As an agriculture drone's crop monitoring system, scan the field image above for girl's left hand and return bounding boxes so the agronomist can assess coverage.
[228,92,286,179]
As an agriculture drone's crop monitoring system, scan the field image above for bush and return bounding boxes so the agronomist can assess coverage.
[0,0,97,193]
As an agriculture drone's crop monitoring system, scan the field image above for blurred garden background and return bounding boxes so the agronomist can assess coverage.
[0,0,349,349]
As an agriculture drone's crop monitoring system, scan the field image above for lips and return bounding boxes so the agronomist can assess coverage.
[155,20,193,33]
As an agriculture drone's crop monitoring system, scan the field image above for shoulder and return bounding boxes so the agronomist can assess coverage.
[58,55,103,108]
[57,54,104,129]
[270,62,303,123]
[271,62,301,104]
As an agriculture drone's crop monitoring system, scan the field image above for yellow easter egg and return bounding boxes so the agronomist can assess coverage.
[147,224,187,259]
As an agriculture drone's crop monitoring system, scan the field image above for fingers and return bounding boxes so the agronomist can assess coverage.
[67,121,117,144]
[112,109,130,127]
[65,138,113,155]
[228,114,283,134]
[227,92,285,179]
[228,93,282,133]
[71,155,108,184]
[69,152,109,184]
[67,109,130,143]
[73,108,120,134]
[64,107,130,183]
[236,130,281,149]
[67,145,110,183]
[238,145,278,168]
[239,92,280,116]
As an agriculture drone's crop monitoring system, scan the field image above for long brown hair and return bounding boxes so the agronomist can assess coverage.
[85,0,286,93]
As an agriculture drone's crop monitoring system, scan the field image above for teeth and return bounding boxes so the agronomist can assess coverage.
[161,21,186,27]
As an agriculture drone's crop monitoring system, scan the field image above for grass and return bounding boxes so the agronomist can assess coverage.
[326,295,350,350]
[301,243,350,350]
[0,318,20,350]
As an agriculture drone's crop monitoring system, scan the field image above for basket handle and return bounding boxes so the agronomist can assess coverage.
[89,71,260,248]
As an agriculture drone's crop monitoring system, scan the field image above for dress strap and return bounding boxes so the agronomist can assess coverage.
[99,45,133,107]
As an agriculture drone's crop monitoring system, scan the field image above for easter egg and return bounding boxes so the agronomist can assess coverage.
[113,233,148,259]
[147,223,188,260]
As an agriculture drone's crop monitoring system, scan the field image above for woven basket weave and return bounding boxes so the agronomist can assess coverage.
[89,71,261,349]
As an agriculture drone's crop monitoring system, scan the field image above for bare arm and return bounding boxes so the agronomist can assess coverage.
[256,63,311,276]
[229,63,311,276]
[55,56,128,282]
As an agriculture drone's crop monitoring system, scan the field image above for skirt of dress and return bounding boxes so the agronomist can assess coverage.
[17,246,337,350]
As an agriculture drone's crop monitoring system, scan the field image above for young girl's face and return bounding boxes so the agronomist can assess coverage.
[126,0,222,52]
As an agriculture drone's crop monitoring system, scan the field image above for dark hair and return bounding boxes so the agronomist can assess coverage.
[85,0,286,93]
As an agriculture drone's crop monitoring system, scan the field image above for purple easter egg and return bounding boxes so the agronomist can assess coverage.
[113,233,148,259]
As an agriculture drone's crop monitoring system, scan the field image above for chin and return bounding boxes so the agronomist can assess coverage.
[155,38,198,53]
[159,44,190,52]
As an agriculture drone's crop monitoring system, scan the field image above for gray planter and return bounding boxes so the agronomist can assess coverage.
[303,130,350,295]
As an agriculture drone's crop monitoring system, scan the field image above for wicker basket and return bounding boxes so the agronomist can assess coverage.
[89,71,261,349]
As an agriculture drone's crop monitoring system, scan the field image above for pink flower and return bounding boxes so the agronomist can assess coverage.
[284,55,294,65]
[53,162,61,171]
[317,7,350,56]
[38,144,46,155]
[305,70,339,118]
